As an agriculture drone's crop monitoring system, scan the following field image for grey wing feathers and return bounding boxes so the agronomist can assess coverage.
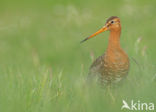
[86,54,105,83]
[88,54,105,76]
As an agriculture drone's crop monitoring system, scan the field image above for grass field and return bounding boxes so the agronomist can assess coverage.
[0,0,156,112]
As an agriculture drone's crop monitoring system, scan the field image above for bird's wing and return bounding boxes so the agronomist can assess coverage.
[86,54,105,83]
[88,54,105,76]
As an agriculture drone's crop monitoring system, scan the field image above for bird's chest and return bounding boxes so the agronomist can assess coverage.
[100,50,129,82]
[105,50,129,68]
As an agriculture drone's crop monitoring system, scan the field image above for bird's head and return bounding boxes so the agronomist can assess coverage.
[105,16,121,32]
[81,16,121,43]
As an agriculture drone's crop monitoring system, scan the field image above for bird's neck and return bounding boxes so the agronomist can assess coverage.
[107,30,121,50]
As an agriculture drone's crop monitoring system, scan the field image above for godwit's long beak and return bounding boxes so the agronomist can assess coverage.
[81,25,108,43]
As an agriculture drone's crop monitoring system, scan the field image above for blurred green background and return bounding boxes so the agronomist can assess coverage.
[0,0,156,112]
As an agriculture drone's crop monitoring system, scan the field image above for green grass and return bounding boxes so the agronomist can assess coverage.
[0,0,156,112]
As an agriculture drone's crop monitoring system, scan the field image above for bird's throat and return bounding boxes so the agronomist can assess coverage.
[107,30,121,50]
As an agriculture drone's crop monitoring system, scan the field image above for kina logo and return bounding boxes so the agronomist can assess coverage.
[121,100,154,111]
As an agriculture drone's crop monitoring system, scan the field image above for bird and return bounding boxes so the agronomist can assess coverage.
[81,16,130,85]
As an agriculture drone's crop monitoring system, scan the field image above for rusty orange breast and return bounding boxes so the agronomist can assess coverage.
[101,47,129,83]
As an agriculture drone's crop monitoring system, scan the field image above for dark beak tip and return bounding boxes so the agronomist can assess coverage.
[80,37,89,44]
[80,40,85,44]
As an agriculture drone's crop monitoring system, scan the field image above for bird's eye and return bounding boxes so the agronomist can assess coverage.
[111,21,114,24]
